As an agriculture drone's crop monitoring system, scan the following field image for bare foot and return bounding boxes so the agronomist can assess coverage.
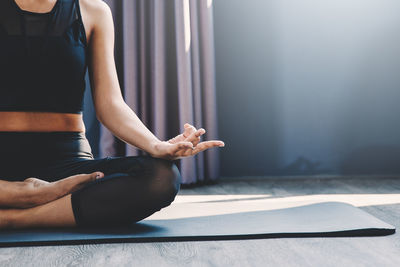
[22,172,105,208]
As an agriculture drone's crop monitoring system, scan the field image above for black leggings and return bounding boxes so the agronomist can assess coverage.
[0,132,181,227]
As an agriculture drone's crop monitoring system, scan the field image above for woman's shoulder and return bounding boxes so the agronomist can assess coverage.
[79,0,113,42]
[80,0,111,19]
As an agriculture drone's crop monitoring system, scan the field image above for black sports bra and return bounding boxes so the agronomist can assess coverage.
[0,0,88,114]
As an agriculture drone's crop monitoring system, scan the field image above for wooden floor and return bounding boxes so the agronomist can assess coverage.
[1,176,400,267]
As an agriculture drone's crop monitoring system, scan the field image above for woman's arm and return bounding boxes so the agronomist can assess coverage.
[0,172,104,209]
[85,2,224,160]
[86,3,162,156]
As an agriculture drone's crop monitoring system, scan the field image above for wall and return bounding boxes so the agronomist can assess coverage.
[213,0,400,176]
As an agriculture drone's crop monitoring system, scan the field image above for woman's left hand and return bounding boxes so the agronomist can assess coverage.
[149,123,225,160]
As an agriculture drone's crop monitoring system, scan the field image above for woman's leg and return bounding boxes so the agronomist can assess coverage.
[2,156,181,229]
[69,156,181,227]
[4,194,76,229]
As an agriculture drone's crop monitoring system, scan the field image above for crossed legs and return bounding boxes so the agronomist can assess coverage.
[5,156,181,229]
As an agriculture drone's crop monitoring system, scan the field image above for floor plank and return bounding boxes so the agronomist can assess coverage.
[1,176,399,267]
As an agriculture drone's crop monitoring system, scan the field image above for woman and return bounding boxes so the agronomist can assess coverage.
[0,0,224,229]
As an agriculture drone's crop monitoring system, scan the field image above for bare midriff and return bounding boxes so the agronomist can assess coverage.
[0,111,86,132]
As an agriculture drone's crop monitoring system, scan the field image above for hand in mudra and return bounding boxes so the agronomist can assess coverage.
[19,172,104,208]
[150,123,225,161]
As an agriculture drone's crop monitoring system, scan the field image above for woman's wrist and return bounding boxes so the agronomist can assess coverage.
[148,139,163,158]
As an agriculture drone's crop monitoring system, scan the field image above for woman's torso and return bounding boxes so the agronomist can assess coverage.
[0,0,90,132]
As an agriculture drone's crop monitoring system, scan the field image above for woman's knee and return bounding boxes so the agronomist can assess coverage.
[69,159,182,227]
[148,157,181,205]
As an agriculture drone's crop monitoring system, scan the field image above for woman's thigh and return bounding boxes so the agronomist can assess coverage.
[37,155,162,182]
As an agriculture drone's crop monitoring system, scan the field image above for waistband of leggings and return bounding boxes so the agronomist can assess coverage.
[0,131,93,159]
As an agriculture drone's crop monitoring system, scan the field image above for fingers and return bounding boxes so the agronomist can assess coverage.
[167,123,197,144]
[169,141,194,158]
[184,123,208,147]
[63,172,104,184]
[166,123,226,160]
[55,171,105,194]
[183,123,197,138]
[168,139,225,160]
[185,128,206,147]
[192,140,225,154]
[77,172,105,185]
[173,141,194,152]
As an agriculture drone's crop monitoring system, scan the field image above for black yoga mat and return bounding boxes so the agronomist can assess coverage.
[0,202,395,247]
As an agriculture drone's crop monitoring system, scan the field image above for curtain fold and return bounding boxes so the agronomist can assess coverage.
[101,0,219,184]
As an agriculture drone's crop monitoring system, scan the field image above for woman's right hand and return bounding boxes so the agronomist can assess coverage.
[20,172,104,208]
